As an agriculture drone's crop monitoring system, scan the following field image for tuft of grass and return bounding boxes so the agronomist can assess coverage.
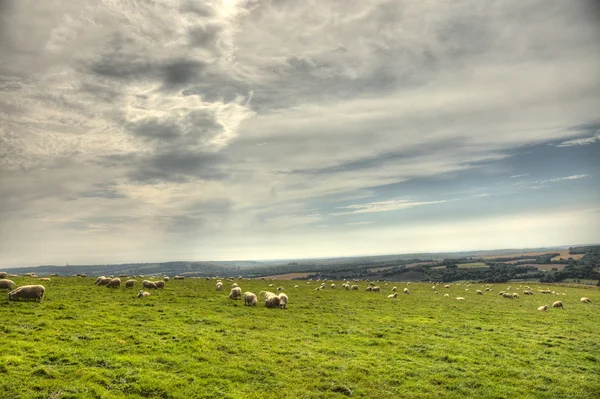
[0,277,598,398]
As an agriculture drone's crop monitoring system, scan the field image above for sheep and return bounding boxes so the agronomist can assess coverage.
[216,282,223,291]
[278,293,288,309]
[8,274,17,277]
[503,293,513,299]
[537,305,548,311]
[96,277,112,286]
[244,292,258,306]
[8,285,45,302]
[277,286,284,291]
[229,287,242,300]
[174,276,185,280]
[106,278,121,288]
[315,286,322,291]
[0,279,16,290]
[259,291,280,308]
[485,287,491,292]
[476,290,483,295]
[403,288,410,294]
[163,276,170,282]
[125,280,136,288]
[94,276,106,285]
[512,293,520,299]
[268,284,274,287]
[523,290,534,295]
[344,284,350,290]
[444,293,450,297]
[444,285,450,288]
[372,286,381,292]
[392,286,398,292]
[331,284,336,289]
[0,272,6,279]
[388,293,398,299]
[142,280,158,289]
[155,281,165,289]
[294,285,299,288]
[581,297,591,303]
[365,286,373,292]
[351,285,359,290]
[137,290,151,298]
[232,283,239,288]
[552,301,564,308]
[456,297,465,300]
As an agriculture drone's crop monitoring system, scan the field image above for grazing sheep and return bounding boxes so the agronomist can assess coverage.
[125,280,136,288]
[476,290,483,295]
[94,276,106,285]
[456,297,465,301]
[503,293,513,299]
[388,293,398,299]
[344,284,350,290]
[8,274,17,277]
[331,284,336,289]
[351,285,359,290]
[537,305,548,311]
[244,292,258,306]
[278,293,288,309]
[523,290,533,295]
[229,287,242,300]
[0,279,16,290]
[277,286,284,291]
[155,281,165,289]
[512,293,520,299]
[0,272,6,279]
[268,284,274,287]
[106,278,121,288]
[163,276,170,282]
[39,278,51,282]
[392,287,398,292]
[485,287,491,292]
[97,277,112,286]
[216,282,223,291]
[315,286,322,291]
[8,285,45,302]
[259,291,280,308]
[372,286,381,292]
[444,293,450,297]
[232,283,239,288]
[142,280,158,289]
[445,285,450,288]
[552,301,564,308]
[137,290,151,298]
[403,288,410,294]
[581,297,591,303]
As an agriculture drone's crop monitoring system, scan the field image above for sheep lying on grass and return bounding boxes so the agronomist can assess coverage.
[388,293,398,299]
[581,297,591,303]
[0,279,16,290]
[8,285,45,302]
[138,290,150,298]
[537,305,548,311]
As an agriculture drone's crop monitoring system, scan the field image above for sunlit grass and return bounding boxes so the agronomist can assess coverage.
[1,277,599,398]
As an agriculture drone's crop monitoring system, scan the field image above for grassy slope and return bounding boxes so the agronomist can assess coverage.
[0,278,599,399]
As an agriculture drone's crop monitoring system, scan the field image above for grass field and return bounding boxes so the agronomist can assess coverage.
[457,262,489,269]
[1,277,599,399]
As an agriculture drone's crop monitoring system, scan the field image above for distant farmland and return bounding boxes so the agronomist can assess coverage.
[259,272,313,280]
[532,264,567,271]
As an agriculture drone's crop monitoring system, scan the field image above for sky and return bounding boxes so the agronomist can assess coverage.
[1,0,599,267]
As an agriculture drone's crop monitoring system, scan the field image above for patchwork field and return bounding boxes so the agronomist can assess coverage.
[257,273,313,280]
[1,277,599,399]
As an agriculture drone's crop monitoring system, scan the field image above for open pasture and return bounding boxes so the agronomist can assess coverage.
[1,277,599,399]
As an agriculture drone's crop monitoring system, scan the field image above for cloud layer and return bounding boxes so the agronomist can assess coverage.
[1,0,599,265]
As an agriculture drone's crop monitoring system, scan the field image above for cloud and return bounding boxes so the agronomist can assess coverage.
[333,199,452,216]
[510,174,528,179]
[556,133,599,147]
[548,174,589,182]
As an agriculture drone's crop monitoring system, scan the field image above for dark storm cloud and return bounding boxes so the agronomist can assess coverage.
[188,23,223,49]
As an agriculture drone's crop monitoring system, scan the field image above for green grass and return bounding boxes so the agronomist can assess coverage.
[1,277,599,399]
[457,262,489,269]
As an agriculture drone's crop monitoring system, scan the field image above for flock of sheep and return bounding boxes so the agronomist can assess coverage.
[1,270,596,312]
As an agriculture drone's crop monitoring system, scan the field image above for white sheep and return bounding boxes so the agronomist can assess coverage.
[138,290,151,298]
[537,305,548,311]
[216,282,223,291]
[372,286,381,292]
[229,287,242,300]
[331,284,336,289]
[581,297,591,303]
[392,287,398,292]
[476,290,483,295]
[277,286,284,291]
[294,285,299,288]
[403,288,409,294]
[444,293,449,297]
[456,297,465,301]
[244,292,258,306]
[552,301,563,308]
[388,293,398,299]
[278,293,288,309]
[351,285,359,290]
[8,285,45,302]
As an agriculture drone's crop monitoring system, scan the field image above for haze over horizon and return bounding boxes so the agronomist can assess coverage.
[1,0,599,268]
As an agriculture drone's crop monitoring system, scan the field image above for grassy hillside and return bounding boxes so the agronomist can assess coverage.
[1,277,599,399]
